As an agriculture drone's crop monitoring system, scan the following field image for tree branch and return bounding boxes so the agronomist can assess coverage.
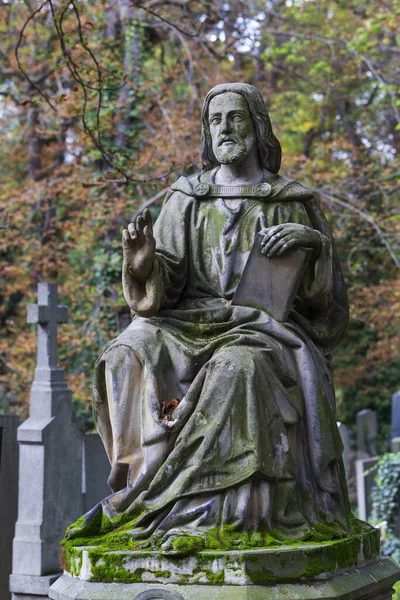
[313,188,400,270]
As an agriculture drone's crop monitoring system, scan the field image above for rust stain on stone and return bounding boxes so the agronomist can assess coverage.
[162,398,182,421]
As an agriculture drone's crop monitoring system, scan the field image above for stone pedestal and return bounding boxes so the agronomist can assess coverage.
[49,523,400,600]
[49,557,400,600]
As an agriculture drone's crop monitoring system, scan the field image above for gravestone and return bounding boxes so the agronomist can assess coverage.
[356,457,379,522]
[392,390,400,439]
[356,410,378,522]
[391,390,400,452]
[0,414,19,600]
[10,283,83,600]
[356,409,377,459]
[83,432,111,512]
[392,438,400,453]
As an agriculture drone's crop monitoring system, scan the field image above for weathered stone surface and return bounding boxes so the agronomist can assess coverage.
[64,526,379,585]
[49,557,400,600]
[0,414,19,600]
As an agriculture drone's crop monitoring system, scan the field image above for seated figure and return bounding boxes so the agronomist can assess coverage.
[82,83,350,550]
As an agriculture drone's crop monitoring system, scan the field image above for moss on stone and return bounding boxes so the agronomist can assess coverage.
[169,535,206,555]
[153,570,172,578]
[205,570,225,584]
[62,510,380,585]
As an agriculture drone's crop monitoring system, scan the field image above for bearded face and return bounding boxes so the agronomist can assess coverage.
[208,92,257,166]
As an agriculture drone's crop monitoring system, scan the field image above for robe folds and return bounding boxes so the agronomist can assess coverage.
[91,169,351,542]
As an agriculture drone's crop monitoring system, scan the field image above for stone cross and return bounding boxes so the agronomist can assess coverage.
[11,283,82,598]
[27,283,68,371]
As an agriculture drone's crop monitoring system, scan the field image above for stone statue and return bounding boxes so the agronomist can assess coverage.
[70,82,351,552]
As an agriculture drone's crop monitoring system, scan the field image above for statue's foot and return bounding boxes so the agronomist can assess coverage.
[66,503,103,540]
[161,533,206,556]
[126,536,160,550]
[275,505,308,529]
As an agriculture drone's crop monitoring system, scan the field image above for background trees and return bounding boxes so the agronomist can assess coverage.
[1,0,399,442]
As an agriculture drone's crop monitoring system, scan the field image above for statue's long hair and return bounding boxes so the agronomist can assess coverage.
[201,83,282,174]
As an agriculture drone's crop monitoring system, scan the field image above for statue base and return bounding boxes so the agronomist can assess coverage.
[49,557,400,599]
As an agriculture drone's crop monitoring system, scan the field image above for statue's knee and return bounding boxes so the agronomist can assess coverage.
[211,347,255,372]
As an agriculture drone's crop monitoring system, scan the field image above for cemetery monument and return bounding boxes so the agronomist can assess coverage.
[50,83,400,599]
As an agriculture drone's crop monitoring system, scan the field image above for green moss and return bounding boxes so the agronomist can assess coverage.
[91,566,145,584]
[205,570,224,584]
[153,570,172,578]
[169,535,206,555]
[336,535,361,569]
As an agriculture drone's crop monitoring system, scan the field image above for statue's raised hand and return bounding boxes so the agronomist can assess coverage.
[122,208,156,283]
[260,223,321,257]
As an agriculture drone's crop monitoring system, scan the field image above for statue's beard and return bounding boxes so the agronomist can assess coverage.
[213,141,249,165]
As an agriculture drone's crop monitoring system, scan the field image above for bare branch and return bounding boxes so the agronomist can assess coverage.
[134,2,204,38]
[313,188,400,270]
[131,188,167,222]
[15,0,58,111]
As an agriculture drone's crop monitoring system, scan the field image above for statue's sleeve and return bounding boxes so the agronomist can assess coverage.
[122,191,191,317]
[270,200,333,308]
[270,194,348,352]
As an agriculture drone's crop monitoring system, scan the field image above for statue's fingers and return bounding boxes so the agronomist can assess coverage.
[262,229,289,255]
[127,222,137,239]
[143,212,153,235]
[143,224,154,240]
[269,237,295,257]
[143,208,153,227]
[260,224,284,247]
[136,215,145,237]
[122,229,130,243]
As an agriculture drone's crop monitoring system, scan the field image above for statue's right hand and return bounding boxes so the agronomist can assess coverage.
[122,208,156,283]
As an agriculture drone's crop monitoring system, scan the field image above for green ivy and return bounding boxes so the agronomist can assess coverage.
[371,453,400,563]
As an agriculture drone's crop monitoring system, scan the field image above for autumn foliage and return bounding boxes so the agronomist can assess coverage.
[0,0,399,442]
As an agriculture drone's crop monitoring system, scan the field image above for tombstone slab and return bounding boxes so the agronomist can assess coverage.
[391,390,400,441]
[82,432,111,513]
[356,409,377,459]
[391,437,400,453]
[356,456,379,522]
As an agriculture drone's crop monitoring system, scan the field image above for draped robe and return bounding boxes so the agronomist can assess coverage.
[90,169,351,542]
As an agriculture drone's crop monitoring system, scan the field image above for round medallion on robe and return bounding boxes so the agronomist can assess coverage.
[194,182,211,197]
[256,182,272,197]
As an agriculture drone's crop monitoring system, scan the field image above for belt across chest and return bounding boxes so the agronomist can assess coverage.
[193,182,272,199]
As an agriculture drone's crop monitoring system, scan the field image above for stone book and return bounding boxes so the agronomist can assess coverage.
[232,232,313,321]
